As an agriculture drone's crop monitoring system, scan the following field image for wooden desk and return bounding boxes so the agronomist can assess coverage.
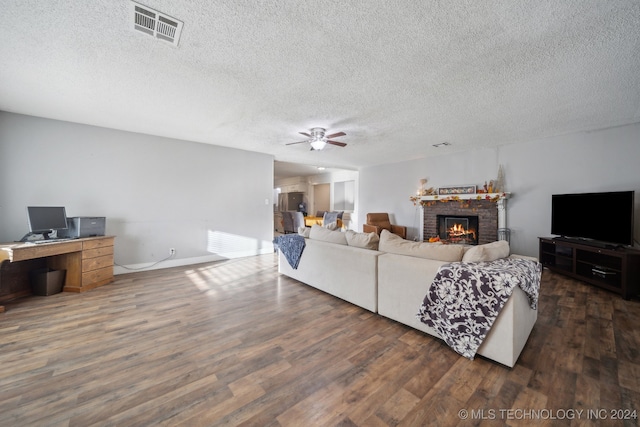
[0,236,115,312]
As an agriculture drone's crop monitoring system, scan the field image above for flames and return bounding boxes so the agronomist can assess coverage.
[448,223,476,240]
[432,216,478,244]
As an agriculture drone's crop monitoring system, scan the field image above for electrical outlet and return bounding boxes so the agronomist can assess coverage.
[169,248,176,256]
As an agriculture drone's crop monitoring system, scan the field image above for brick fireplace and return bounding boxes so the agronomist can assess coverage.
[420,194,509,244]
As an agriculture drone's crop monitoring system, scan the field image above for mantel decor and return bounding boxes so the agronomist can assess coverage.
[410,192,509,207]
[437,185,476,195]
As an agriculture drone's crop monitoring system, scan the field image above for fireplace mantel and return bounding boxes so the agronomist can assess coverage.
[418,192,510,202]
[418,193,511,242]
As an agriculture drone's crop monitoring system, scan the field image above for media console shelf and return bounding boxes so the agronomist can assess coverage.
[539,237,640,299]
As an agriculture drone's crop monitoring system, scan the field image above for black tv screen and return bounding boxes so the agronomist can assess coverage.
[551,191,635,246]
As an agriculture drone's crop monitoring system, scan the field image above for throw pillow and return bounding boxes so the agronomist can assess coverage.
[297,226,310,238]
[325,222,338,231]
[309,224,347,245]
[345,230,380,250]
[462,240,510,262]
[378,230,464,262]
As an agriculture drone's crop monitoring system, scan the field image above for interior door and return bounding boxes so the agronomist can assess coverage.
[314,183,330,216]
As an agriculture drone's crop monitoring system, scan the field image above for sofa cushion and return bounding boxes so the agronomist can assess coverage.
[462,240,510,262]
[309,224,347,245]
[378,230,464,262]
[345,230,380,250]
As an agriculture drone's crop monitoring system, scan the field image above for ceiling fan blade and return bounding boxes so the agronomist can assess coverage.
[325,132,346,139]
[299,132,312,138]
[327,140,347,147]
[286,140,310,145]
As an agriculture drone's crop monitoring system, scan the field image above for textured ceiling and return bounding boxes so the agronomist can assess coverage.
[1,1,639,175]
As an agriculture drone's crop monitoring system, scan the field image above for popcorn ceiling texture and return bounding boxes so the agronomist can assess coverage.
[0,0,638,171]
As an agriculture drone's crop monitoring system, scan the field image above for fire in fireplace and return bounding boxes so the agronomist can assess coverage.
[437,215,479,245]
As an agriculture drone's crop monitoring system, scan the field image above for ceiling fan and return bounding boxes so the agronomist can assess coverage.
[286,127,347,150]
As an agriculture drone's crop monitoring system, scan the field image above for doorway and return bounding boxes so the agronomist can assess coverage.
[314,183,330,216]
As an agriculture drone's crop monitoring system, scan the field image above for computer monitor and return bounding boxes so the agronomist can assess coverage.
[26,206,68,240]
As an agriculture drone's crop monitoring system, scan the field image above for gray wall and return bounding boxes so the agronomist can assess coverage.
[0,112,275,271]
[359,123,640,257]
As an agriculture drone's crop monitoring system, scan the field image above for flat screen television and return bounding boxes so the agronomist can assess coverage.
[26,206,68,240]
[551,191,635,247]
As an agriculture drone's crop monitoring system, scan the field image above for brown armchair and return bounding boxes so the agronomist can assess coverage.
[363,213,407,239]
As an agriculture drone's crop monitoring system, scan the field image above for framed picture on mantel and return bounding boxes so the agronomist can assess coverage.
[438,185,476,195]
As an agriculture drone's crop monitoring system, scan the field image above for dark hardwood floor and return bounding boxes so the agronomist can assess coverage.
[1,253,639,426]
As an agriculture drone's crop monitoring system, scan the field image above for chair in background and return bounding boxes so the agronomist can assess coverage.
[292,212,305,231]
[363,213,407,239]
[322,211,339,229]
[282,211,295,234]
[283,211,305,234]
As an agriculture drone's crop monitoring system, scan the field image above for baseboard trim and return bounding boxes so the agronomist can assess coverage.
[113,246,274,275]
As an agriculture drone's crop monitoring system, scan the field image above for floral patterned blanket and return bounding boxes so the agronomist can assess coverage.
[417,257,541,360]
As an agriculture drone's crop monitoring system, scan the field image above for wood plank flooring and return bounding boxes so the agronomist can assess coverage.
[1,253,639,426]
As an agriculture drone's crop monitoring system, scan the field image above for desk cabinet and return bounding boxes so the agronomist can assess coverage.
[65,236,114,292]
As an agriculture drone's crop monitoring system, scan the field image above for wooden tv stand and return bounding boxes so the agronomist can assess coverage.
[0,236,115,312]
[539,237,640,299]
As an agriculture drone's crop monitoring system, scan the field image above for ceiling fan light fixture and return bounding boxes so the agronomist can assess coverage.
[310,138,327,150]
[286,127,346,150]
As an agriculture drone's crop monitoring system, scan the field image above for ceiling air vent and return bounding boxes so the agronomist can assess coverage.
[131,2,183,46]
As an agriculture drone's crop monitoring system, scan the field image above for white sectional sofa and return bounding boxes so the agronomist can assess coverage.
[278,237,382,312]
[277,226,539,367]
[377,252,538,367]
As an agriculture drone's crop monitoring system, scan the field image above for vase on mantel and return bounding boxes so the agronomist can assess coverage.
[496,165,505,193]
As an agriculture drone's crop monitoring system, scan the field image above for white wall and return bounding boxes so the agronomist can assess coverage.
[359,123,640,257]
[0,112,275,271]
[5,112,636,264]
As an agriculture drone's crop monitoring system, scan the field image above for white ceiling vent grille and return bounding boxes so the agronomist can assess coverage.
[131,2,183,46]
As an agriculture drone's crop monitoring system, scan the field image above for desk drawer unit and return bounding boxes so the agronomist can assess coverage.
[80,237,114,291]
